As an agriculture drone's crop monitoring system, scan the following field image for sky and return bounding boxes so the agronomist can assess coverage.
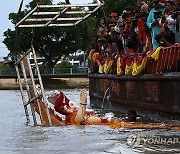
[0,0,94,59]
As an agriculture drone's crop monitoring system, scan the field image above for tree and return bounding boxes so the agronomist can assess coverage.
[103,0,138,16]
[3,0,97,68]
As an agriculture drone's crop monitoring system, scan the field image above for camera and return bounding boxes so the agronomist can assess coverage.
[155,34,163,41]
[153,11,162,19]
[155,34,165,45]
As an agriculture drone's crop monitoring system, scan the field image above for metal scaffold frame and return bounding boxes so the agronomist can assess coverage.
[15,2,103,28]
[15,45,52,126]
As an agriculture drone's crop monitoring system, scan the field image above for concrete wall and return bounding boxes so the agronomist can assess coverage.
[0,77,89,90]
[0,79,20,90]
[89,73,180,120]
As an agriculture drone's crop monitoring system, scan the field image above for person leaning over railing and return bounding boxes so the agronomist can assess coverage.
[172,0,180,43]
[155,26,175,47]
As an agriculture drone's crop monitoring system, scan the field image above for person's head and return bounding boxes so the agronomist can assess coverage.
[173,0,180,7]
[160,0,166,3]
[156,26,173,46]
[141,4,149,14]
[165,1,174,11]
[122,13,130,23]
[110,25,115,32]
[153,0,161,9]
[125,6,133,14]
[160,26,172,36]
[97,38,103,47]
[137,0,146,9]
[102,29,108,37]
[160,26,166,33]
[126,110,137,122]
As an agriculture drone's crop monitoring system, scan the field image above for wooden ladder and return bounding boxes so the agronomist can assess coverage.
[15,45,52,126]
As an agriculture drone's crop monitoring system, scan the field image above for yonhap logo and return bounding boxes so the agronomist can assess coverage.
[127,134,141,147]
[127,134,180,147]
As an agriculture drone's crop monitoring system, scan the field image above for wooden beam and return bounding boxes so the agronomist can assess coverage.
[44,7,69,27]
[25,17,83,22]
[37,3,102,8]
[18,23,75,28]
[32,11,93,15]
[15,6,38,28]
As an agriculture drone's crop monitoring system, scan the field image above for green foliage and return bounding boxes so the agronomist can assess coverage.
[54,60,77,74]
[103,0,137,16]
[55,60,74,68]
[0,64,10,71]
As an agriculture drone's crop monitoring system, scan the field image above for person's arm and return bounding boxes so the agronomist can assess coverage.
[74,89,87,124]
[147,10,153,28]
[159,37,173,47]
[166,16,176,24]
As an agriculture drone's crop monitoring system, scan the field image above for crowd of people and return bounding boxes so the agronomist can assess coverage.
[88,0,180,76]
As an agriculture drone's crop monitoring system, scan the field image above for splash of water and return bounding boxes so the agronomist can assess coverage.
[101,87,111,109]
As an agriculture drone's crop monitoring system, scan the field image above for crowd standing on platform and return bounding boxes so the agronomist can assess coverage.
[88,0,180,76]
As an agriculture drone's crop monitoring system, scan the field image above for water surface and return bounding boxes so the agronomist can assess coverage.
[0,90,179,154]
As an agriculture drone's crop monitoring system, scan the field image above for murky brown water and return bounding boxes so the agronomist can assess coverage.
[0,89,179,154]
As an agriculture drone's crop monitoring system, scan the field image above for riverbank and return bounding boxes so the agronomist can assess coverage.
[0,77,89,90]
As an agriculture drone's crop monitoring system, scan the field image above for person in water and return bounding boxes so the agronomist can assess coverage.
[125,110,137,122]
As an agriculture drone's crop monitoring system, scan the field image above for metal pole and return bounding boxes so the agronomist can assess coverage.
[20,60,38,126]
[70,68,72,75]
[31,45,52,126]
[15,64,30,124]
[26,54,44,125]
[83,51,86,73]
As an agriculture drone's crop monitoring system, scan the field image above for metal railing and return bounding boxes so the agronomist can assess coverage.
[0,67,89,76]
